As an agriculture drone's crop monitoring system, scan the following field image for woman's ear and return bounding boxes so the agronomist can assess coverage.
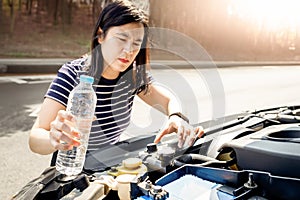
[97,27,104,43]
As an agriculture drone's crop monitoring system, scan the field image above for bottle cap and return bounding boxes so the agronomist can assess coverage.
[122,158,142,169]
[146,143,157,153]
[80,75,94,84]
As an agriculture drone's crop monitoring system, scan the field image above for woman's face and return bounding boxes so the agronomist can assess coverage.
[98,22,145,79]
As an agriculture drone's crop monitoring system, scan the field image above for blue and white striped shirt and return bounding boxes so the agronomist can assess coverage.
[45,57,152,151]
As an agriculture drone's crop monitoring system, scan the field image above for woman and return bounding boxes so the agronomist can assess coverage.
[29,0,203,157]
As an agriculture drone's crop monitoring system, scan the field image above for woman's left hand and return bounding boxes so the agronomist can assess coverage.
[154,115,204,148]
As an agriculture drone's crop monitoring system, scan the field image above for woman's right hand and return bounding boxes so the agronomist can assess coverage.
[49,110,80,151]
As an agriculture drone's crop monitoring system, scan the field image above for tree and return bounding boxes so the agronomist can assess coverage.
[53,0,59,25]
[26,0,32,15]
[7,0,15,34]
[92,0,113,24]
[0,0,3,24]
[61,0,73,32]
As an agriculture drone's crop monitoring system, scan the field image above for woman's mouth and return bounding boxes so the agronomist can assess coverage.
[118,58,129,63]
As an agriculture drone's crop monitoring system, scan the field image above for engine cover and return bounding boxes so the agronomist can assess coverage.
[221,124,300,179]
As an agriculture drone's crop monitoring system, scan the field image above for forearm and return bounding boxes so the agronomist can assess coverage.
[29,126,56,155]
[139,84,183,116]
[29,98,66,155]
[166,96,182,116]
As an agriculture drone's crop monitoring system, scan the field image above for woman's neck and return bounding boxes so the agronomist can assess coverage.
[102,66,120,80]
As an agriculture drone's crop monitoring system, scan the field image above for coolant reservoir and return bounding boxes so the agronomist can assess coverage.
[108,158,147,176]
[115,174,137,200]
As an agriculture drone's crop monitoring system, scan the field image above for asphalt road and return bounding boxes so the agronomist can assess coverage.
[0,75,54,200]
[1,65,300,199]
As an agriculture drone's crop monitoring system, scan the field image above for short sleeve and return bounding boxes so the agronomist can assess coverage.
[44,58,86,107]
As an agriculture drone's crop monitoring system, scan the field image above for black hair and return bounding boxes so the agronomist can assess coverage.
[87,0,149,92]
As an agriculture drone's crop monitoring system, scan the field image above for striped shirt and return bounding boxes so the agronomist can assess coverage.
[45,57,152,151]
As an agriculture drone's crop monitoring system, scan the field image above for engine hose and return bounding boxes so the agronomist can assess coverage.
[217,148,238,170]
[277,114,300,123]
[171,154,227,168]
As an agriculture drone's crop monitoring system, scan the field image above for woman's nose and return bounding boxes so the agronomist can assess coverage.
[123,42,133,54]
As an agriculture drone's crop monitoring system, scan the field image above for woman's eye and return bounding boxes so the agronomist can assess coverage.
[118,37,127,42]
[133,42,142,47]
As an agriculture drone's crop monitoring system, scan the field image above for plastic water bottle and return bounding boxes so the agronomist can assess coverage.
[56,75,97,176]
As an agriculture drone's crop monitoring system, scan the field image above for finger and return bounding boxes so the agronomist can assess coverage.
[177,126,185,148]
[187,127,205,146]
[154,128,170,144]
[64,120,80,139]
[61,131,80,146]
[51,118,78,138]
[57,110,75,122]
[54,140,73,150]
[189,130,199,146]
[50,127,80,147]
[195,126,205,138]
[183,128,191,141]
[178,126,184,140]
[49,130,74,151]
[182,128,191,147]
[56,111,78,136]
[188,137,194,146]
[54,120,67,131]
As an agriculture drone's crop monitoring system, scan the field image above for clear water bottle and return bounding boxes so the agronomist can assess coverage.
[56,75,97,176]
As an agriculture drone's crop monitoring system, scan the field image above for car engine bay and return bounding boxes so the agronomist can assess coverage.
[14,105,300,200]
